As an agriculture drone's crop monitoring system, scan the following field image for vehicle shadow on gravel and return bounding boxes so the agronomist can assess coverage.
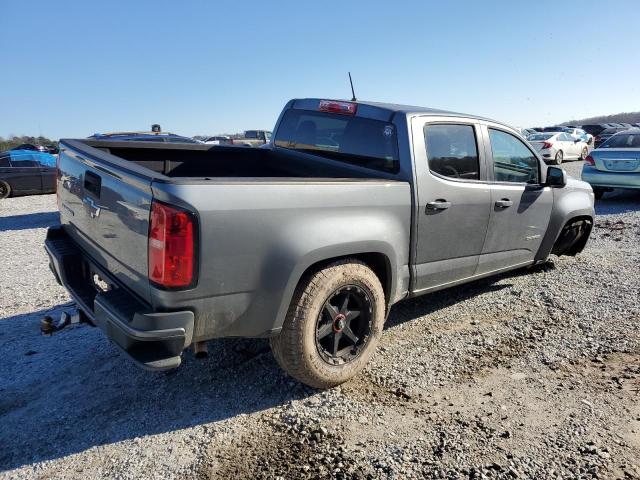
[0,305,311,472]
[0,211,60,232]
[595,189,640,215]
[0,266,542,472]
[385,269,524,330]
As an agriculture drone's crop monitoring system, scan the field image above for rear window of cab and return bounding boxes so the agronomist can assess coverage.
[274,109,400,173]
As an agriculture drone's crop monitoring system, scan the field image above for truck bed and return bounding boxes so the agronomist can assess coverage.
[79,139,385,180]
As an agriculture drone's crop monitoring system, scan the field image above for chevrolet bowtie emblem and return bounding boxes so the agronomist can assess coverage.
[83,197,101,218]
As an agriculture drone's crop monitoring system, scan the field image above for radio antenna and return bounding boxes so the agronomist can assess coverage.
[348,72,357,101]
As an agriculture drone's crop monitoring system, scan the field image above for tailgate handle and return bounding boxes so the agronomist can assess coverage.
[84,171,102,198]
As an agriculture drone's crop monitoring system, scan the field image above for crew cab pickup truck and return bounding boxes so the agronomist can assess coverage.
[46,98,594,388]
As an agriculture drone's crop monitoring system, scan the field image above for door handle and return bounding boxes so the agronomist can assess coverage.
[426,199,451,211]
[495,198,513,208]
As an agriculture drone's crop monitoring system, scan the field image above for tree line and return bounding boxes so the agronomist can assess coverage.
[0,136,58,152]
[561,111,640,126]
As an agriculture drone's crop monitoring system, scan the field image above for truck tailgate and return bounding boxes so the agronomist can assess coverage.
[57,141,154,303]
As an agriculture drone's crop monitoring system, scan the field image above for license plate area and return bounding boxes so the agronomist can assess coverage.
[86,261,116,294]
[604,159,638,171]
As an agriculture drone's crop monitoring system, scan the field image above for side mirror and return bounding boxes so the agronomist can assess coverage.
[546,166,567,188]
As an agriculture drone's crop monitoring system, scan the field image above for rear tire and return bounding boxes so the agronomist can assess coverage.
[0,181,11,199]
[270,259,385,389]
[580,147,588,161]
[553,150,563,165]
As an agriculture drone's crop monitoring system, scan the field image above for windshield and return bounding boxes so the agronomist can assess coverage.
[601,133,640,148]
[528,134,553,141]
[274,109,400,173]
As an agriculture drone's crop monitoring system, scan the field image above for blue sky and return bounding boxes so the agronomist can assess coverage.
[1,0,638,139]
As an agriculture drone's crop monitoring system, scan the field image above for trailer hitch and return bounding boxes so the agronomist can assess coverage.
[40,308,87,335]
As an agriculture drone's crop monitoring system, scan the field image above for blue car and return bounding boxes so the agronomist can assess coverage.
[582,129,640,199]
[0,149,57,198]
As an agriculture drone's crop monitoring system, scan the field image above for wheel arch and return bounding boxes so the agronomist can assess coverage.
[535,188,595,261]
[273,244,400,334]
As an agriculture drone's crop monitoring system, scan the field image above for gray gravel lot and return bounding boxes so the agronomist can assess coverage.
[1,161,639,479]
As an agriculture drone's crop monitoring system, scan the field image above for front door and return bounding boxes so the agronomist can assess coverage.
[478,126,553,274]
[8,152,42,193]
[411,118,491,292]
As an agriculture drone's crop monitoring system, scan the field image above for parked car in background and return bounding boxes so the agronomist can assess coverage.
[203,135,234,145]
[88,131,202,144]
[594,127,630,148]
[542,126,565,133]
[516,127,537,138]
[45,98,594,388]
[581,124,610,139]
[528,132,589,164]
[234,130,271,147]
[582,129,640,199]
[564,127,593,145]
[0,149,57,199]
[12,143,49,152]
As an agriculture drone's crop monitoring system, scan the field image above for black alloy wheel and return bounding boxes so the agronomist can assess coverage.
[315,285,373,365]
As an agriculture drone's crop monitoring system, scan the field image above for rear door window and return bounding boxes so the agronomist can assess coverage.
[424,124,480,180]
[9,153,39,167]
[274,109,400,173]
[35,153,56,167]
[488,129,540,184]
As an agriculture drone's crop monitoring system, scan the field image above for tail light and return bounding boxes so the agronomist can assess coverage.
[319,100,357,115]
[148,201,197,289]
[542,142,553,149]
[584,155,595,166]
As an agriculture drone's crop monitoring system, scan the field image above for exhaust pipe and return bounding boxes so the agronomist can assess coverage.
[193,341,208,359]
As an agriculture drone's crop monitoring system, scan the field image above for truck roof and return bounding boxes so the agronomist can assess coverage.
[293,98,511,130]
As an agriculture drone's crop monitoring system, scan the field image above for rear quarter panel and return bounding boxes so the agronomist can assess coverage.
[149,179,412,340]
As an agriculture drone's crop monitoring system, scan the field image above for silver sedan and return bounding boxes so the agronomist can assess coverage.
[581,129,640,199]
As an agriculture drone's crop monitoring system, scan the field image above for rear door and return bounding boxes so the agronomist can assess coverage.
[411,117,491,292]
[57,141,154,302]
[35,152,57,192]
[478,125,553,273]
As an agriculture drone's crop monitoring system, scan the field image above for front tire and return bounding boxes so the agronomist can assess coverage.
[553,150,563,165]
[270,259,385,389]
[0,181,11,199]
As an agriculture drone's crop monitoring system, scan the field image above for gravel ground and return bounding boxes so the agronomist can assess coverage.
[1,161,639,479]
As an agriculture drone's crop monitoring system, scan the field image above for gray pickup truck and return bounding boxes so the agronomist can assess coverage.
[46,98,594,388]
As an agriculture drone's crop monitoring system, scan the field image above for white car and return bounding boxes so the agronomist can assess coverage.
[564,127,593,145]
[527,132,589,165]
[203,136,233,145]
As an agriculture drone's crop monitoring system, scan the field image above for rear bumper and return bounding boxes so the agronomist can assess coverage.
[45,226,194,370]
[581,165,640,189]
